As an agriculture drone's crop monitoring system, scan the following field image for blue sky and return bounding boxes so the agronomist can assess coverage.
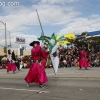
[0,0,100,48]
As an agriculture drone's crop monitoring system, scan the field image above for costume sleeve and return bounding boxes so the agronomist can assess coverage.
[41,50,49,60]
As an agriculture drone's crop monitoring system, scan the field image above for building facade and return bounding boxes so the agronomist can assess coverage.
[0,48,31,58]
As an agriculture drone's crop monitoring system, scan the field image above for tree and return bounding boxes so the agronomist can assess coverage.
[74,31,88,48]
[81,31,88,36]
[74,32,100,51]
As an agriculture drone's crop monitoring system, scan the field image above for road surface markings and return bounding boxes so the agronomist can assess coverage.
[47,72,74,76]
[47,73,66,76]
[0,87,49,93]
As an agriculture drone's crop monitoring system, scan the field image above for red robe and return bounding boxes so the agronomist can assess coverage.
[7,62,16,72]
[24,45,49,84]
[79,51,88,68]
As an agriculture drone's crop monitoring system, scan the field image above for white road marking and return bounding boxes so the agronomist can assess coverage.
[47,73,67,76]
[47,71,82,76]
[0,87,49,93]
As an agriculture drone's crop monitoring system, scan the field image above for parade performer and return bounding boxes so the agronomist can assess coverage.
[79,49,89,69]
[7,53,17,74]
[24,41,49,88]
[15,55,21,71]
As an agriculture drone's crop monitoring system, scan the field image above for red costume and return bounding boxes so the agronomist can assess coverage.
[79,51,88,69]
[24,44,49,85]
[7,61,17,73]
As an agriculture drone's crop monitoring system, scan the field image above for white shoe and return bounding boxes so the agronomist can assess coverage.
[26,83,30,87]
[39,85,45,88]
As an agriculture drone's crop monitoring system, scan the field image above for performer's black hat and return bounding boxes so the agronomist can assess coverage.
[29,41,40,46]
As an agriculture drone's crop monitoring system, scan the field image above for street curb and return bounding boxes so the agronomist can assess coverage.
[1,76,100,79]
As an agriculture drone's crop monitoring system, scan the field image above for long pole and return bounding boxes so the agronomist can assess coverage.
[9,31,11,48]
[36,9,44,36]
[36,9,56,75]
[5,23,7,56]
[0,21,7,56]
[0,30,11,48]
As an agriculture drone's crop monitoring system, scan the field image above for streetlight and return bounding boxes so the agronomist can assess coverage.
[5,30,11,48]
[0,21,7,56]
[0,29,11,48]
[8,31,12,48]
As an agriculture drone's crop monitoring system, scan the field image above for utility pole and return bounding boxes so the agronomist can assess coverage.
[8,31,11,48]
[0,21,7,56]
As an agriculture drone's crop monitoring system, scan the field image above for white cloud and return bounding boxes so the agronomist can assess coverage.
[0,31,38,50]
[0,4,77,49]
[58,15,100,35]
[33,4,80,25]
[0,0,100,49]
[40,0,79,4]
[0,4,79,33]
[0,6,38,32]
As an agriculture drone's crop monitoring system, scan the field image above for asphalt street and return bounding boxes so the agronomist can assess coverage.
[0,67,100,100]
[0,77,100,100]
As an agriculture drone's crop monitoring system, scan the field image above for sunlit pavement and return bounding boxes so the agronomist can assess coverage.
[0,67,100,100]
[0,67,100,78]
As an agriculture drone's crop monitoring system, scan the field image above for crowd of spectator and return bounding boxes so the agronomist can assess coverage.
[58,46,100,68]
[0,55,31,69]
[0,45,100,69]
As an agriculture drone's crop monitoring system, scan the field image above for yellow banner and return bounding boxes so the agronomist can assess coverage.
[56,33,75,46]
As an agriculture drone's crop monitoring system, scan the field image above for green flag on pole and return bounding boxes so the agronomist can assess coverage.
[38,33,59,74]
